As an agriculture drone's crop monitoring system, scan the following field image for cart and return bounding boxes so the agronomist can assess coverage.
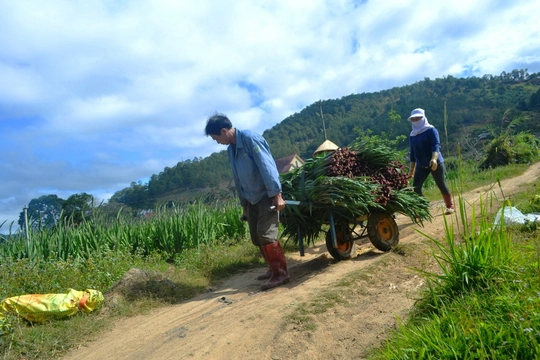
[284,201,399,261]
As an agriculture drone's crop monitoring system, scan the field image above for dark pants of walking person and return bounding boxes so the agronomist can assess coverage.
[412,162,454,214]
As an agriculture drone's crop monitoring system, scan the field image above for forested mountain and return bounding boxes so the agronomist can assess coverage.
[110,69,540,210]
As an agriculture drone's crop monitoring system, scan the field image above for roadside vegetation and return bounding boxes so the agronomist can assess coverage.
[0,200,261,359]
[370,176,540,359]
[1,129,539,359]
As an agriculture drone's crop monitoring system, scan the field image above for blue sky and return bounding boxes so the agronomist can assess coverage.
[1,0,540,231]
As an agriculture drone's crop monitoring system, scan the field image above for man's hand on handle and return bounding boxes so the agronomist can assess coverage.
[273,193,286,211]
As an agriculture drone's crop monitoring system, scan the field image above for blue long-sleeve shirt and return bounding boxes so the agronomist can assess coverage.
[227,129,282,205]
[409,127,444,167]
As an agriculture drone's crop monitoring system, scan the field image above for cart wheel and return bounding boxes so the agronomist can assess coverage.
[367,211,399,251]
[325,227,355,260]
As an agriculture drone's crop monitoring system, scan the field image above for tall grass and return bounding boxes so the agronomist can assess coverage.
[417,195,514,303]
[0,200,248,262]
[374,193,540,359]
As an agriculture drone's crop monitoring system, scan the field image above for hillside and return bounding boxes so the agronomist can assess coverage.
[108,70,540,210]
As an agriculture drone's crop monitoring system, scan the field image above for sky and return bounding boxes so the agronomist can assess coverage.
[1,0,540,232]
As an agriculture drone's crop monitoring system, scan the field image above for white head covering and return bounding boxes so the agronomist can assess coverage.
[407,108,434,136]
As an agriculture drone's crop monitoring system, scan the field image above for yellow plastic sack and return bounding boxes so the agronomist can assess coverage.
[0,288,104,323]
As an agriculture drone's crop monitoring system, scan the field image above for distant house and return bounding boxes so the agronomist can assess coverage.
[274,154,305,174]
[137,209,154,218]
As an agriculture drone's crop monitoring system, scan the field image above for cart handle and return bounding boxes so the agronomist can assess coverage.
[270,200,303,210]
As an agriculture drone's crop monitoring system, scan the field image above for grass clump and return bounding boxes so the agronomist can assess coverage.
[419,196,514,303]
[372,187,540,359]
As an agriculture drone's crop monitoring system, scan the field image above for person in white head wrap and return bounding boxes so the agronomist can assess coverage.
[407,108,454,215]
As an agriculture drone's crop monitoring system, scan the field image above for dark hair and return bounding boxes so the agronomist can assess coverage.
[205,113,232,136]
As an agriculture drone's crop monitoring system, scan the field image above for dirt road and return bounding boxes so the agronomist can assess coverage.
[63,162,540,360]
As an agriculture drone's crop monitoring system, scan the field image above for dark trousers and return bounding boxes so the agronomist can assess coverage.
[412,162,451,197]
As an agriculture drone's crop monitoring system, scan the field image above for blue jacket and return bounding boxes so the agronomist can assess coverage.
[227,129,282,205]
[409,127,444,167]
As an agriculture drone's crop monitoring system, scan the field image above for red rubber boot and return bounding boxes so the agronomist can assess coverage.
[261,241,290,291]
[256,246,272,280]
[442,193,455,215]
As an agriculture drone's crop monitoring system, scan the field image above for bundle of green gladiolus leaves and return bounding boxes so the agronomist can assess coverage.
[279,134,432,244]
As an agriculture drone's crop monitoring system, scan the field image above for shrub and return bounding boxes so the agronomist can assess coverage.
[479,132,539,169]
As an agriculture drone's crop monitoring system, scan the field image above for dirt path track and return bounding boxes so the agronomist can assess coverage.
[63,162,540,360]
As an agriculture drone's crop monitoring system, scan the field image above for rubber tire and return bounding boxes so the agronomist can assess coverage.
[325,227,355,260]
[367,211,399,251]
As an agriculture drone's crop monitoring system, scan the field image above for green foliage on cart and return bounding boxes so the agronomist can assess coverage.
[279,132,432,245]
